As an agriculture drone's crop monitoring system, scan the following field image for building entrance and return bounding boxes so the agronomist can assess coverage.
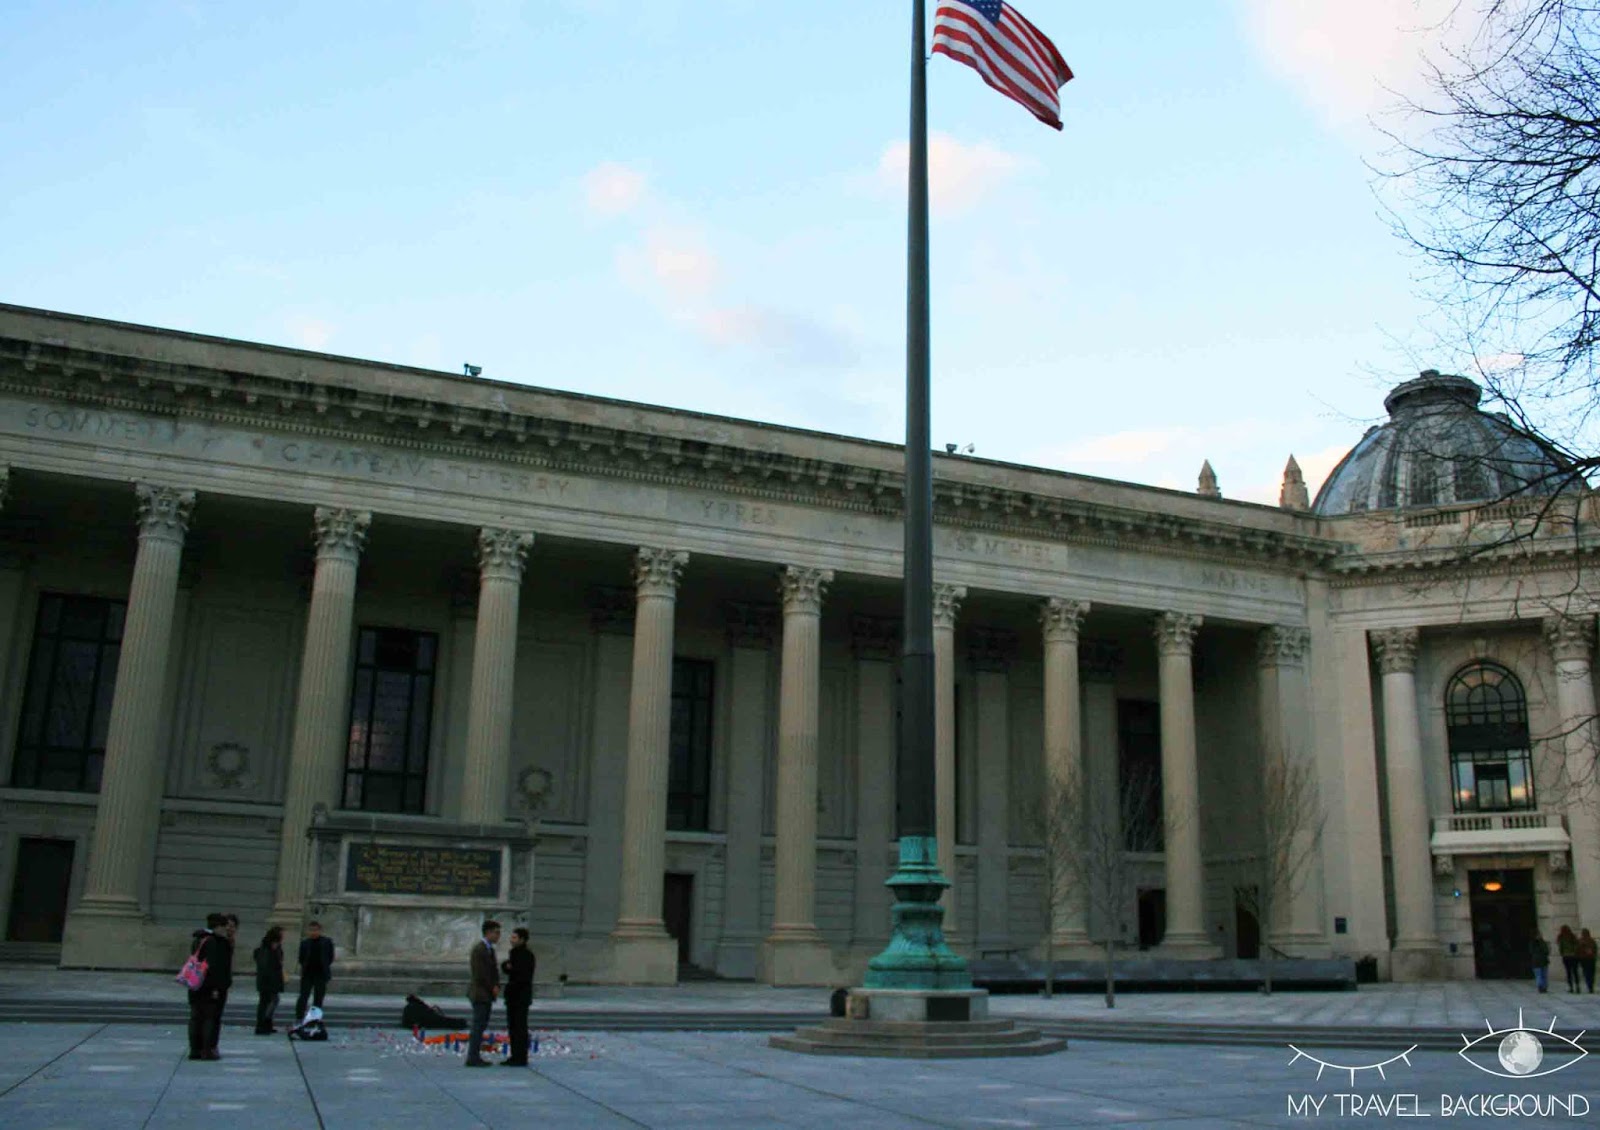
[1468,869,1537,980]
[6,838,75,944]
[662,872,693,968]
[1137,888,1166,950]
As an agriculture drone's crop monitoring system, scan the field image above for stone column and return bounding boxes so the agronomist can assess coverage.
[1080,640,1123,942]
[851,615,899,949]
[578,588,634,944]
[1041,598,1093,953]
[610,547,688,984]
[1257,625,1326,955]
[971,627,1016,953]
[1544,615,1600,930]
[933,583,966,937]
[62,485,194,961]
[1154,611,1218,957]
[458,528,535,824]
[763,566,835,985]
[1370,626,1439,978]
[716,601,776,978]
[270,508,370,926]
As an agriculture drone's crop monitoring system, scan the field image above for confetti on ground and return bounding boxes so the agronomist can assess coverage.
[326,1028,606,1059]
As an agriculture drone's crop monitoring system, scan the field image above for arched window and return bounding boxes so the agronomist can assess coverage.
[1446,661,1534,812]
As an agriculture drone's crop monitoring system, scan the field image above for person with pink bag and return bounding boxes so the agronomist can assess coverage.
[184,912,231,1060]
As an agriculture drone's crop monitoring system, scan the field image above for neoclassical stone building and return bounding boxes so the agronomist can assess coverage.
[0,304,1595,983]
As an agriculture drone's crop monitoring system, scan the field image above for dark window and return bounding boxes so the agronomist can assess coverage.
[1118,699,1163,851]
[1454,457,1488,501]
[668,658,714,831]
[1447,661,1534,813]
[10,594,125,792]
[344,627,436,813]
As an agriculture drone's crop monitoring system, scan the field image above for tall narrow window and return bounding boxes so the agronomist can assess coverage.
[11,594,125,792]
[668,658,714,831]
[1447,661,1534,813]
[344,627,436,814]
[1118,699,1163,851]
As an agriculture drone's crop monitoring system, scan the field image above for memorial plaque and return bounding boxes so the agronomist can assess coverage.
[344,843,502,898]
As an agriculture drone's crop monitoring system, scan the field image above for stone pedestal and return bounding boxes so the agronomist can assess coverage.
[770,989,1066,1058]
[304,810,534,985]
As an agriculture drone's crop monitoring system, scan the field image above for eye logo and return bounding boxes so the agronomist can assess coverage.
[1287,1045,1417,1084]
[1459,1011,1589,1080]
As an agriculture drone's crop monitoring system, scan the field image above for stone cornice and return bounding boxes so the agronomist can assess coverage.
[0,330,1343,573]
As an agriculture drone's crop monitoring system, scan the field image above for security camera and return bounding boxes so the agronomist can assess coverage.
[945,443,957,453]
[464,364,483,377]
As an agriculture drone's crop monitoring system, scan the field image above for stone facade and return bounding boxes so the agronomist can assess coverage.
[1,304,1598,983]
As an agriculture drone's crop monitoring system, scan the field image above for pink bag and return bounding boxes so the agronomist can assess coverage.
[177,940,209,991]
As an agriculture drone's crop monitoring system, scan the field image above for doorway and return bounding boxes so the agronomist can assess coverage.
[662,872,693,968]
[6,838,75,943]
[1468,869,1537,979]
[1137,887,1166,950]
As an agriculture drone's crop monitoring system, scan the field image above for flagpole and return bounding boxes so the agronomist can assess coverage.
[864,0,967,994]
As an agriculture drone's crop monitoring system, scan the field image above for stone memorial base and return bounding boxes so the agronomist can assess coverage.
[770,989,1065,1058]
[304,811,534,989]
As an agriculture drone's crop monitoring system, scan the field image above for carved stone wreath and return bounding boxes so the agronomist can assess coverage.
[516,765,553,813]
[207,741,251,789]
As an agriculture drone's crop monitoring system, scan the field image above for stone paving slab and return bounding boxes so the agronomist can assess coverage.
[1,1022,1597,1128]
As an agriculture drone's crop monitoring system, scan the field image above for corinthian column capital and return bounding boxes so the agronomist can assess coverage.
[1040,597,1091,644]
[477,527,534,583]
[932,583,966,630]
[634,547,688,598]
[1370,626,1420,675]
[778,566,833,615]
[312,507,371,563]
[134,484,195,544]
[1544,614,1596,665]
[1258,625,1311,669]
[1154,611,1202,657]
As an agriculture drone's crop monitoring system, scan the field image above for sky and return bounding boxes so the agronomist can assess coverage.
[1,1,1483,505]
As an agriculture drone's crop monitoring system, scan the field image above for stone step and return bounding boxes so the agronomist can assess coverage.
[807,1021,1040,1045]
[770,1030,1067,1059]
[818,1017,1018,1037]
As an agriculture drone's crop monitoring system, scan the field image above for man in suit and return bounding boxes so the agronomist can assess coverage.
[464,920,501,1067]
[500,927,536,1066]
[295,920,335,1021]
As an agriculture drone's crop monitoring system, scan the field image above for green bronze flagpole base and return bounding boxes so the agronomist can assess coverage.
[864,834,970,990]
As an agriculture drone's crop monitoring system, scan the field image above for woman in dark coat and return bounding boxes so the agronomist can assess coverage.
[253,926,286,1035]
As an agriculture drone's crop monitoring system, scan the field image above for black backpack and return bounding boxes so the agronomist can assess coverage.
[402,994,467,1031]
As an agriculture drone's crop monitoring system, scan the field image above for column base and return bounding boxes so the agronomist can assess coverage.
[1390,943,1447,982]
[761,927,839,986]
[714,934,761,980]
[606,929,679,985]
[1155,933,1223,961]
[61,899,165,968]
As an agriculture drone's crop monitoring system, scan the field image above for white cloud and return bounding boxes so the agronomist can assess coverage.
[286,316,335,351]
[877,133,1025,215]
[1232,0,1462,130]
[582,161,649,217]
[618,225,720,300]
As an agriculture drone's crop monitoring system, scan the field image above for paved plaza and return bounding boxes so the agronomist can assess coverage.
[2,1021,1596,1129]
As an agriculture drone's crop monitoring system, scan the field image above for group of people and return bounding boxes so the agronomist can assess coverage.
[1530,926,1598,993]
[464,919,537,1068]
[185,914,337,1060]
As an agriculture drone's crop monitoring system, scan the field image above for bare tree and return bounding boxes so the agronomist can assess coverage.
[1024,762,1165,1009]
[1234,746,1326,995]
[1385,1,1600,469]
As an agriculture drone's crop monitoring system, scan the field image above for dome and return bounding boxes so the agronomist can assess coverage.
[1312,371,1573,516]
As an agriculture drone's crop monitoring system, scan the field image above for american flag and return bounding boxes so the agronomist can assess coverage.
[932,1,1073,130]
